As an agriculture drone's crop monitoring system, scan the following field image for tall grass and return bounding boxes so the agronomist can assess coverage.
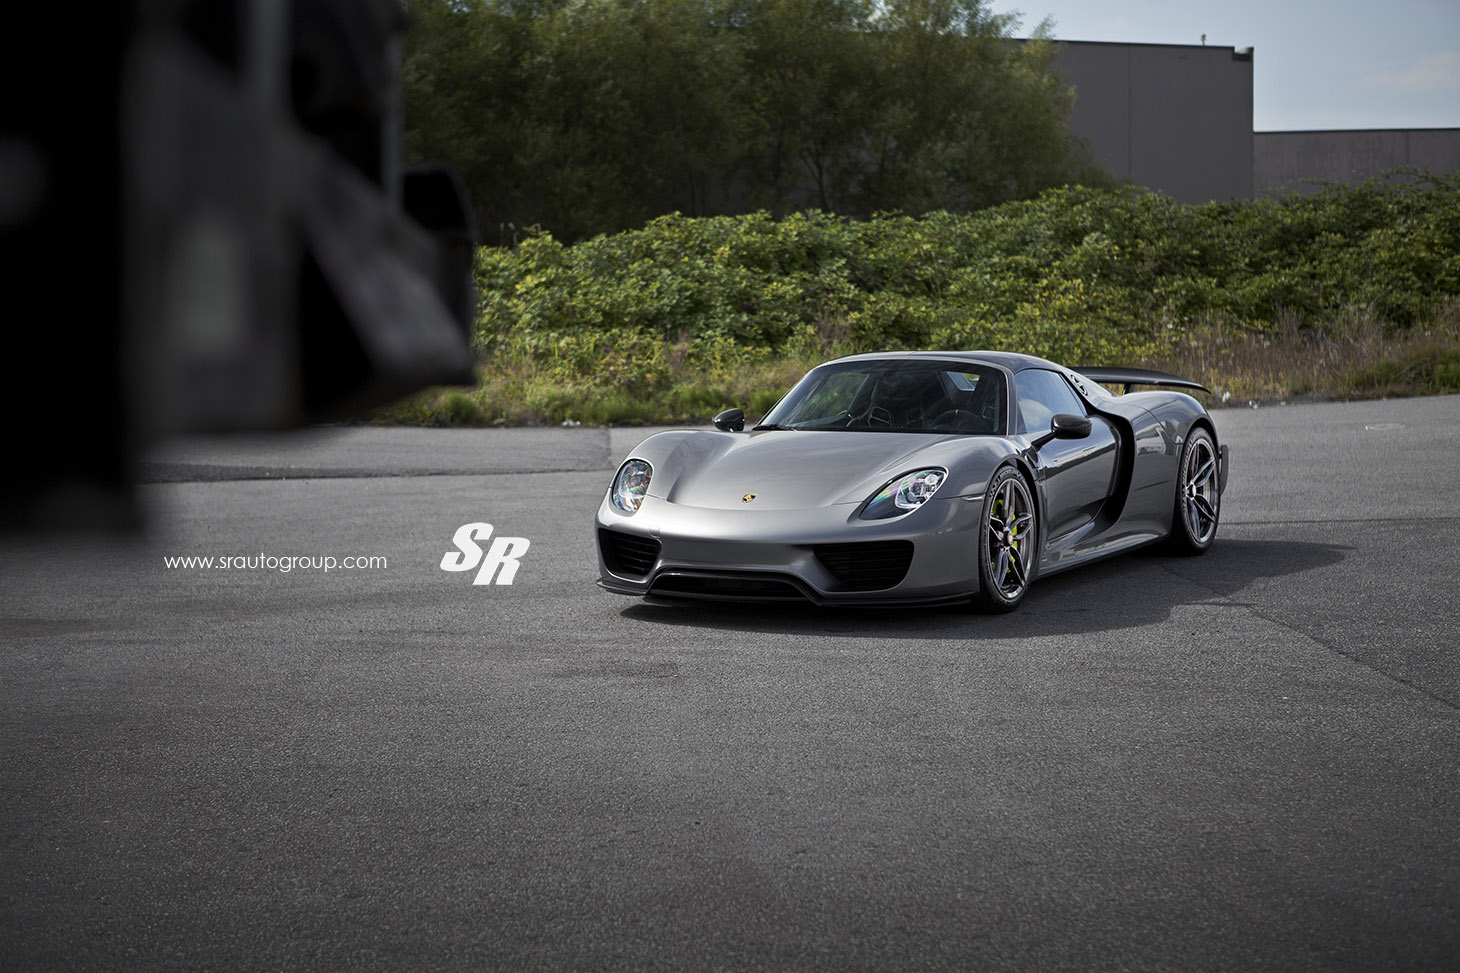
[374,334,845,426]
[1157,299,1460,405]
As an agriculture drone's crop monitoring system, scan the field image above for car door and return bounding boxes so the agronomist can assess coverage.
[1015,368,1118,540]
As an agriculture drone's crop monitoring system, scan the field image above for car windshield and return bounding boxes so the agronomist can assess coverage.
[759,360,1007,434]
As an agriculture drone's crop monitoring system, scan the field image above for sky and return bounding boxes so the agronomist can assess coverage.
[993,0,1460,131]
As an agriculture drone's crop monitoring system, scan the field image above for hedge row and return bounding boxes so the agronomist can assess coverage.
[471,173,1460,392]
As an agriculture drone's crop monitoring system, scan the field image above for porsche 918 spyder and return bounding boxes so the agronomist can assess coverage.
[595,351,1228,611]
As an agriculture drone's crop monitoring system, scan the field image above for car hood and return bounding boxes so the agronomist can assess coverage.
[651,430,978,510]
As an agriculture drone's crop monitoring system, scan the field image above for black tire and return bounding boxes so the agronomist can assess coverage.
[971,465,1038,613]
[1169,426,1220,555]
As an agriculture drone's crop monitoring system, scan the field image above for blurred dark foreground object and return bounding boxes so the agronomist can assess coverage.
[1,0,475,531]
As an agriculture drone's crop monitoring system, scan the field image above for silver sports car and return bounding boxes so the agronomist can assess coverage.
[595,351,1229,611]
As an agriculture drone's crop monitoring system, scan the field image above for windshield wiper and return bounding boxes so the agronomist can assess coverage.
[751,422,795,431]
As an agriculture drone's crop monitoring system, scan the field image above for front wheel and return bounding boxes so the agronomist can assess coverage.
[1169,427,1220,554]
[971,466,1038,613]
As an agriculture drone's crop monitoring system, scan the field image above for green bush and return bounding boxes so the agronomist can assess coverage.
[477,173,1459,369]
[374,172,1460,425]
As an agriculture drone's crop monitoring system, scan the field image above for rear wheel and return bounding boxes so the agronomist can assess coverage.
[972,466,1037,613]
[1169,427,1220,554]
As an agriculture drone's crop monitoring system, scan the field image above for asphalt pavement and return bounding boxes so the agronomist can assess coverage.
[2,396,1457,970]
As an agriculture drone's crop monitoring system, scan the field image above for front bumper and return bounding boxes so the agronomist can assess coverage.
[594,493,980,605]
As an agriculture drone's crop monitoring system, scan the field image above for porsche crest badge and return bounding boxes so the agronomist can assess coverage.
[742,493,757,503]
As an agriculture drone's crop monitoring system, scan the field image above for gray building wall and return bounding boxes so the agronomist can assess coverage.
[1254,129,1460,194]
[1047,41,1254,204]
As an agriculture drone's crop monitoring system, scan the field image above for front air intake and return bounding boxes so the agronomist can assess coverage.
[598,529,661,578]
[812,541,914,590]
[651,574,806,601]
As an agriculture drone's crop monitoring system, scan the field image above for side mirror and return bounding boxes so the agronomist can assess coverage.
[713,408,745,432]
[1052,413,1092,439]
[1032,413,1092,449]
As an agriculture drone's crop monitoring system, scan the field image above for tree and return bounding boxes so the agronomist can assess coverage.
[518,0,749,238]
[400,0,1105,239]
[735,0,877,212]
[401,0,543,242]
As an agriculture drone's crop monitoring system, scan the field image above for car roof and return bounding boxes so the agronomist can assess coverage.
[823,350,1062,373]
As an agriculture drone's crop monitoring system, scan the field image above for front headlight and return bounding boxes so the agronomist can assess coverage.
[860,468,946,520]
[610,459,653,513]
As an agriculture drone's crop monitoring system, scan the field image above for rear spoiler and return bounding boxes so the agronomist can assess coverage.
[1074,367,1211,395]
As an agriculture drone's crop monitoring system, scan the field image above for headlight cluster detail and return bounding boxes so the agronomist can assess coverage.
[861,468,946,520]
[611,459,653,513]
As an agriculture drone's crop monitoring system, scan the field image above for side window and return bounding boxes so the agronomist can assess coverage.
[1016,369,1085,434]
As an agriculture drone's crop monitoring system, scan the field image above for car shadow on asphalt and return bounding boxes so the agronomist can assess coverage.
[617,538,1349,640]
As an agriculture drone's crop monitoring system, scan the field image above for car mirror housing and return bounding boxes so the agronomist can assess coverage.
[1053,414,1092,438]
[1032,413,1092,449]
[713,408,745,432]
